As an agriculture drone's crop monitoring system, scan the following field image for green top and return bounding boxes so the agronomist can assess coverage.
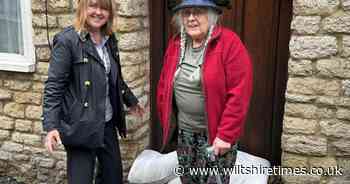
[174,41,206,132]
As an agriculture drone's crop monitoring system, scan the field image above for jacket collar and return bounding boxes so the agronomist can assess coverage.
[77,29,110,44]
[78,30,89,42]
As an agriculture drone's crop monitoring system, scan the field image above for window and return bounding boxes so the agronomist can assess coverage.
[0,0,35,72]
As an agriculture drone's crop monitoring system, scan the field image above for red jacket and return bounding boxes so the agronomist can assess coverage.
[157,26,253,146]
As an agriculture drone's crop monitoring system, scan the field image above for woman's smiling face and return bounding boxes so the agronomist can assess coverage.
[86,0,110,32]
[181,7,209,41]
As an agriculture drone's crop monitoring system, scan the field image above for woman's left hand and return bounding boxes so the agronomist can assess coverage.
[213,137,231,156]
[129,104,145,117]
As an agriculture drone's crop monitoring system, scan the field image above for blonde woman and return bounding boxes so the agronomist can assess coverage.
[42,0,143,183]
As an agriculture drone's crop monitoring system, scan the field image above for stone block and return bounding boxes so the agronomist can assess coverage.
[0,89,12,100]
[293,0,340,15]
[35,46,51,62]
[0,151,11,161]
[282,153,308,168]
[291,16,321,34]
[118,31,149,51]
[119,50,147,66]
[25,105,43,120]
[3,103,25,118]
[342,80,350,96]
[55,161,66,170]
[131,86,145,98]
[343,0,350,10]
[0,101,3,113]
[328,176,350,184]
[121,65,143,82]
[282,175,321,184]
[33,157,55,168]
[309,157,337,169]
[285,93,317,103]
[322,11,350,33]
[282,134,327,156]
[116,17,143,32]
[0,130,10,140]
[290,36,338,59]
[125,114,143,131]
[332,139,350,156]
[287,77,340,96]
[137,94,149,107]
[117,0,148,16]
[33,28,60,46]
[14,92,42,105]
[15,119,33,133]
[288,59,313,76]
[18,164,33,174]
[33,74,48,82]
[318,58,350,78]
[284,103,318,118]
[33,82,45,93]
[316,96,339,105]
[12,132,42,147]
[336,108,350,121]
[338,97,350,106]
[143,17,149,28]
[33,121,44,134]
[32,13,57,28]
[13,154,30,162]
[316,58,350,78]
[283,117,318,134]
[57,14,75,28]
[32,0,70,13]
[0,116,15,130]
[125,122,149,141]
[316,107,335,118]
[337,158,350,174]
[342,36,350,57]
[1,142,25,152]
[37,62,49,75]
[127,76,147,88]
[3,80,32,91]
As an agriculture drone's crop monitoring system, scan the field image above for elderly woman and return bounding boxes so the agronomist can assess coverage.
[42,0,143,183]
[157,0,253,183]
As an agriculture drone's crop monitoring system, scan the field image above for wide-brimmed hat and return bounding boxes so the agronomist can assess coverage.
[172,0,222,14]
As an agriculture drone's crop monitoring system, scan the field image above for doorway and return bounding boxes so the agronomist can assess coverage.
[149,0,292,165]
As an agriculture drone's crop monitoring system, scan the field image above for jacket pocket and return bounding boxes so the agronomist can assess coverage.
[72,57,91,103]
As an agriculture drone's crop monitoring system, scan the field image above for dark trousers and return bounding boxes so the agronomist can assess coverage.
[65,122,123,184]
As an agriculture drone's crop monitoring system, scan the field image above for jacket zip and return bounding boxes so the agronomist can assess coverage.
[164,51,178,145]
[198,33,219,145]
[200,46,211,144]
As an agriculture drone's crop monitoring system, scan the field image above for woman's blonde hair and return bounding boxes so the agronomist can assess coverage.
[74,0,116,35]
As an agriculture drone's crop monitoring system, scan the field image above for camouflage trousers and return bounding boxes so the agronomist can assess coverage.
[177,128,237,184]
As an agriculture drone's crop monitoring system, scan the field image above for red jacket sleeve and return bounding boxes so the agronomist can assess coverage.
[216,38,253,144]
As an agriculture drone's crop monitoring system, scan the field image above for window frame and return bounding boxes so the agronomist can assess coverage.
[0,0,35,72]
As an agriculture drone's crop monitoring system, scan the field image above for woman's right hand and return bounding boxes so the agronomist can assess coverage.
[45,130,61,154]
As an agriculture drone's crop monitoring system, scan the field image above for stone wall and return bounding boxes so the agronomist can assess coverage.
[0,0,150,183]
[282,0,350,183]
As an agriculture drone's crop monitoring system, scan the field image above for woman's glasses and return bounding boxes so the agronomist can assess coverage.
[180,8,207,18]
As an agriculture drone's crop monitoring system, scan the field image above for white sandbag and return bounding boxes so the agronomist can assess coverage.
[128,149,270,184]
[168,177,182,184]
[230,151,270,184]
[128,150,178,184]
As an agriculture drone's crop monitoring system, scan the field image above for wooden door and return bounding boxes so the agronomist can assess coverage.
[149,0,292,165]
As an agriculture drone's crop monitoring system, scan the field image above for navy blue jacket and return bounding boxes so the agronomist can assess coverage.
[42,26,138,148]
